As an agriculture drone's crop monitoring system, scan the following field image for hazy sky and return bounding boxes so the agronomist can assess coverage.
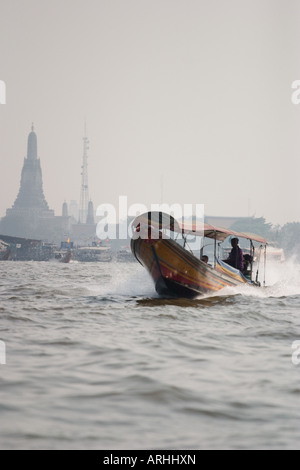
[0,0,300,225]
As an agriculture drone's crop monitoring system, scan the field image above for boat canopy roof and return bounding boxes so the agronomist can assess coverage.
[132,212,267,244]
[182,222,267,244]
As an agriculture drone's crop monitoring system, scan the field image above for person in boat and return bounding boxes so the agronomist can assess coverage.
[201,255,212,267]
[243,254,253,279]
[224,238,244,271]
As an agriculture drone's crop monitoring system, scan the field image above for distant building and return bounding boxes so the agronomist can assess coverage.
[0,125,70,241]
[69,200,79,222]
[62,201,68,218]
[71,200,96,244]
[86,200,95,225]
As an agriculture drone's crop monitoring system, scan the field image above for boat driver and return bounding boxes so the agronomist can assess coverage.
[224,237,244,271]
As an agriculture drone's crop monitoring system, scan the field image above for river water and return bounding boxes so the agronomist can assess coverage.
[1,259,300,449]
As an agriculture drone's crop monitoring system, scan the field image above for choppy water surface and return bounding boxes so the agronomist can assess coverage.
[1,259,300,449]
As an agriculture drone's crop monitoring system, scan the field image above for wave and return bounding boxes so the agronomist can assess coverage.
[85,262,155,299]
[214,259,300,299]
[82,259,300,302]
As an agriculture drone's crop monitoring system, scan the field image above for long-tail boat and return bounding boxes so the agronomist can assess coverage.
[130,212,267,298]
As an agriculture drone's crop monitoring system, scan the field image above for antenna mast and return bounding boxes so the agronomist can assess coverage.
[79,123,89,223]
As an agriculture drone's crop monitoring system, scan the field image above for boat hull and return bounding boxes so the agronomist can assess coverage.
[131,236,249,298]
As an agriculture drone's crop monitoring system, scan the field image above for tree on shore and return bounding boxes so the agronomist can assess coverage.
[278,222,300,261]
[230,217,300,261]
[230,217,274,241]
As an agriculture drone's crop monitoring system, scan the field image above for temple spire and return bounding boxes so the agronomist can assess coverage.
[7,123,52,214]
[27,123,37,160]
